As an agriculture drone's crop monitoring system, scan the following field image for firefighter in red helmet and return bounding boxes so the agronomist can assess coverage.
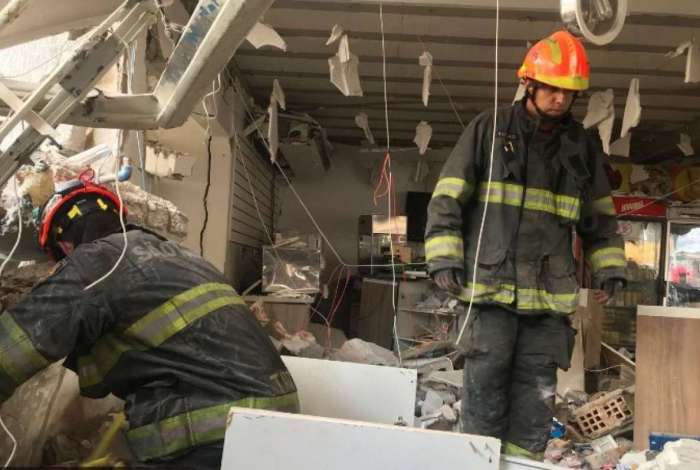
[2,177,298,468]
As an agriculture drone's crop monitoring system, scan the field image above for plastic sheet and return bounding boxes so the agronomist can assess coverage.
[262,243,322,295]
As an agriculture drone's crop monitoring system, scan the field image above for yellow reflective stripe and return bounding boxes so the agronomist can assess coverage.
[479,182,524,206]
[78,283,244,389]
[545,38,562,65]
[529,72,589,91]
[592,196,616,215]
[518,288,579,314]
[127,283,241,341]
[524,188,581,220]
[588,246,626,272]
[425,235,463,261]
[0,314,49,383]
[126,391,300,461]
[504,442,545,461]
[67,205,82,219]
[479,183,580,220]
[432,177,472,203]
[458,282,515,305]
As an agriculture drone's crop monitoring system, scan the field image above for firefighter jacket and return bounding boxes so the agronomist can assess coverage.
[0,228,298,461]
[425,101,626,315]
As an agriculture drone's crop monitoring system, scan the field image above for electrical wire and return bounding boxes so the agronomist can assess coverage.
[455,0,500,346]
[84,173,128,291]
[0,413,16,470]
[0,177,22,469]
[378,0,403,366]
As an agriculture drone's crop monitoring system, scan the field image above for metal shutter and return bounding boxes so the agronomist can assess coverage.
[228,136,277,291]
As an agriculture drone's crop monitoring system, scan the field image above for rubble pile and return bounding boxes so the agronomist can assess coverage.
[0,150,189,240]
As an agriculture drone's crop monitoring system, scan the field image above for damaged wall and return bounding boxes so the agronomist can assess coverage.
[276,146,446,267]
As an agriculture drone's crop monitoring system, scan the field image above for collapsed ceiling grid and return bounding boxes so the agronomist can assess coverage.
[233,0,700,159]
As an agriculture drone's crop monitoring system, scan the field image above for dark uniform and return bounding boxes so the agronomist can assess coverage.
[0,228,298,465]
[425,101,626,456]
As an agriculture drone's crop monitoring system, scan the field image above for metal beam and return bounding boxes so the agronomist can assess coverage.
[154,0,275,128]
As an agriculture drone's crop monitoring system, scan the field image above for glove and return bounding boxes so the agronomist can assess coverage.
[433,268,464,295]
[602,278,625,299]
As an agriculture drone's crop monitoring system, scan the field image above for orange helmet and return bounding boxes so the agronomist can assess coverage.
[517,30,590,91]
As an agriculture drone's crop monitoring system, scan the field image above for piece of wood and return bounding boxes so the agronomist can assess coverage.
[222,408,500,470]
[601,342,636,370]
[281,356,416,425]
[634,306,700,450]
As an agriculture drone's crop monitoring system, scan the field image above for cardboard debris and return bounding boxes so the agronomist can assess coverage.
[246,22,287,51]
[272,79,286,111]
[268,95,279,162]
[678,133,695,156]
[583,89,615,155]
[326,24,344,46]
[621,78,641,139]
[329,35,363,97]
[355,112,375,145]
[414,121,432,155]
[419,51,433,107]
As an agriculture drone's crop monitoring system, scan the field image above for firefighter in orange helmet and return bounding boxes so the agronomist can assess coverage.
[426,30,626,459]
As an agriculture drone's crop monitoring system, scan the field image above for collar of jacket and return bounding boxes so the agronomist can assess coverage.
[512,99,575,138]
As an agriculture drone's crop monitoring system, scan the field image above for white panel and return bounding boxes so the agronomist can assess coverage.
[222,408,500,470]
[282,356,417,425]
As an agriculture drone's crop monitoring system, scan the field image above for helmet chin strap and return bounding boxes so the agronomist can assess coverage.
[524,83,578,124]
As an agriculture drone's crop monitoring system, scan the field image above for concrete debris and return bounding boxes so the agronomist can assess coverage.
[329,338,398,366]
[420,389,444,417]
[0,151,189,239]
[281,331,324,359]
[639,439,700,470]
[402,356,454,375]
[424,369,463,391]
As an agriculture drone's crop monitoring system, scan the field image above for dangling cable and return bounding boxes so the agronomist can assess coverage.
[455,0,500,346]
[378,0,402,365]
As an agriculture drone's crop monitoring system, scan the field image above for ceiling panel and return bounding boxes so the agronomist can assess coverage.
[235,0,700,157]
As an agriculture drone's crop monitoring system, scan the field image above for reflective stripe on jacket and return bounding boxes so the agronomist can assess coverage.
[0,228,298,460]
[425,101,626,315]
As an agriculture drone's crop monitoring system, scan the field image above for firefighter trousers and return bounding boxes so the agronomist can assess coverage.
[460,305,576,457]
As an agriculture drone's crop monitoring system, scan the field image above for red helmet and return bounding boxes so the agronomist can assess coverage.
[38,176,125,260]
[517,30,590,91]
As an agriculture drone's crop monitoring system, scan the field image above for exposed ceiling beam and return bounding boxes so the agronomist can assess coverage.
[272,28,671,54]
[273,0,700,23]
[235,50,684,79]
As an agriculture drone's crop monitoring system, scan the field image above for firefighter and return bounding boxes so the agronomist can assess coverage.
[0,177,298,468]
[425,30,626,459]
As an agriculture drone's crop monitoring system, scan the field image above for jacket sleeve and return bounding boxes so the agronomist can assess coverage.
[577,130,627,288]
[0,262,110,401]
[424,115,486,275]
